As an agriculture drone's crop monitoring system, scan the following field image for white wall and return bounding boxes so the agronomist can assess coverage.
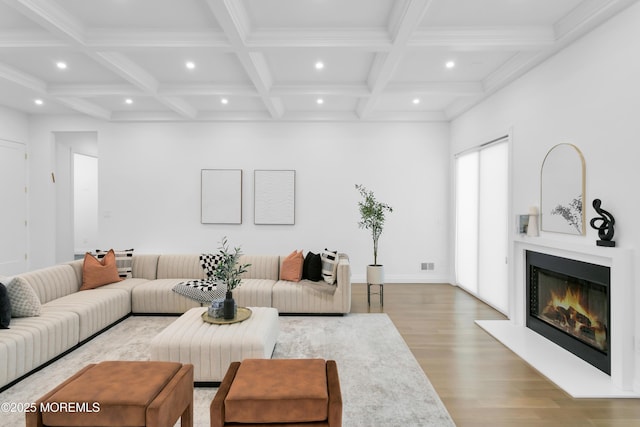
[0,105,28,143]
[450,0,640,382]
[451,1,640,250]
[27,118,450,282]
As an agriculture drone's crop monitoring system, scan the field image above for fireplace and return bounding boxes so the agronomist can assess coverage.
[526,251,611,374]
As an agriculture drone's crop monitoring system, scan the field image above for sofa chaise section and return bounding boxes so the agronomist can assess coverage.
[272,254,351,314]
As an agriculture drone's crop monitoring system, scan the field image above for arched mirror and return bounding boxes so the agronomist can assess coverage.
[540,143,585,235]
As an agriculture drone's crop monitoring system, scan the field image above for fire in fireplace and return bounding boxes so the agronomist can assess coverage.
[526,251,611,374]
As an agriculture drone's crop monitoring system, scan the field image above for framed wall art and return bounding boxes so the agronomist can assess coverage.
[254,170,295,225]
[201,169,242,224]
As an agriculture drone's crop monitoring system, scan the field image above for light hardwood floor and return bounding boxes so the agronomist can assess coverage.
[350,283,640,427]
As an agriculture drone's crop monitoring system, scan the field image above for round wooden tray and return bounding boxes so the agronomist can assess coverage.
[202,307,252,325]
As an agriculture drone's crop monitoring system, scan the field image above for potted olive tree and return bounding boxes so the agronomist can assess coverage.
[355,184,393,285]
[212,237,251,319]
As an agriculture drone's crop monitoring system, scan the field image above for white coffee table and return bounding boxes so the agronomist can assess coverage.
[150,306,279,384]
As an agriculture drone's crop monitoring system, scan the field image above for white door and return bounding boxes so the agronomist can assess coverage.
[455,137,509,313]
[0,139,27,275]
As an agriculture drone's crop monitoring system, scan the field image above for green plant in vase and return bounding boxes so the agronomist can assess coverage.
[212,237,251,319]
[355,184,393,286]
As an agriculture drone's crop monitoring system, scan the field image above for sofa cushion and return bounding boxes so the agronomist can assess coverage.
[321,249,339,284]
[303,252,323,282]
[81,250,122,290]
[280,250,303,282]
[232,279,276,308]
[225,359,328,423]
[238,255,280,281]
[0,309,79,387]
[94,248,134,279]
[0,281,11,328]
[156,255,204,280]
[16,265,78,305]
[132,279,203,314]
[43,289,130,341]
[6,276,41,317]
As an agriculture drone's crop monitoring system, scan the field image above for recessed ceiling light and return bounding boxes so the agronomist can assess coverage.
[413,98,420,105]
[315,61,324,70]
[316,98,324,105]
[445,61,455,69]
[125,98,133,105]
[56,61,67,70]
[34,99,43,105]
[221,98,229,105]
[185,61,196,70]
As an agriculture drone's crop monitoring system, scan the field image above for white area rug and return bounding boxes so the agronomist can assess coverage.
[0,314,454,427]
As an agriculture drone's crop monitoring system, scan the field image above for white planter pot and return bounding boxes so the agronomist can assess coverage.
[367,265,384,285]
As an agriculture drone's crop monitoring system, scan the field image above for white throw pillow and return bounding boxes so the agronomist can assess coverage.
[321,249,339,285]
[5,276,41,317]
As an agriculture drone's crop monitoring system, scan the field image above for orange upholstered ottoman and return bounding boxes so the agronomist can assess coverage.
[210,359,342,427]
[26,361,194,427]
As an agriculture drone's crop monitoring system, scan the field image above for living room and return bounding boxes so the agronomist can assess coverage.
[2,0,640,425]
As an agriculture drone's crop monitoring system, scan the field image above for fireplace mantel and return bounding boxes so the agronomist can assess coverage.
[476,235,638,398]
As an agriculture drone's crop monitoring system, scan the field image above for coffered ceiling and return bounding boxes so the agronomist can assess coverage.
[0,0,636,122]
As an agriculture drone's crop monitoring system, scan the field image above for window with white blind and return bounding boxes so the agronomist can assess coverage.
[455,137,509,313]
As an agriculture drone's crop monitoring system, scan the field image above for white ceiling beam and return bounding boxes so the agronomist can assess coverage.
[160,83,258,97]
[410,27,555,50]
[0,30,68,47]
[85,30,231,49]
[270,84,370,97]
[3,0,85,44]
[357,0,435,119]
[0,61,47,92]
[554,0,638,40]
[48,83,142,97]
[385,82,483,95]
[205,0,284,119]
[56,97,111,120]
[246,29,391,50]
[91,52,158,93]
[158,96,198,119]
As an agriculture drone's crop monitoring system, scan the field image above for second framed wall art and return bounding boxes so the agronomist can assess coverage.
[254,170,295,225]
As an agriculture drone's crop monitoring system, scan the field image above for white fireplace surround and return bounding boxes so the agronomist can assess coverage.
[476,236,638,398]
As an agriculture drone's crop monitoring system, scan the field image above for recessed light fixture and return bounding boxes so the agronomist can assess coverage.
[445,61,455,69]
[125,98,133,105]
[315,61,324,70]
[221,98,229,105]
[56,61,67,70]
[185,61,196,70]
[316,98,324,105]
[34,99,43,105]
[413,98,420,105]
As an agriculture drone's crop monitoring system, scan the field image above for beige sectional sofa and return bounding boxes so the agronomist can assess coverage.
[0,253,351,390]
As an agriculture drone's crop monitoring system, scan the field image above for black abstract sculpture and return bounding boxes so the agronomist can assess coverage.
[589,199,615,247]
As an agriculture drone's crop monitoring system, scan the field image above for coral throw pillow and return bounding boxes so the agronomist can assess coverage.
[81,249,123,290]
[280,250,304,282]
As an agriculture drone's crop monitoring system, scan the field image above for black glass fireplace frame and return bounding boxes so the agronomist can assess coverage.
[526,251,611,375]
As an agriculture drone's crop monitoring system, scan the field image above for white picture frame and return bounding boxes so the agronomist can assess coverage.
[201,169,242,224]
[254,170,295,225]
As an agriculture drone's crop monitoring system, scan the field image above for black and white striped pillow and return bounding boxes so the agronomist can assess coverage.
[321,249,339,285]
[94,249,134,279]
